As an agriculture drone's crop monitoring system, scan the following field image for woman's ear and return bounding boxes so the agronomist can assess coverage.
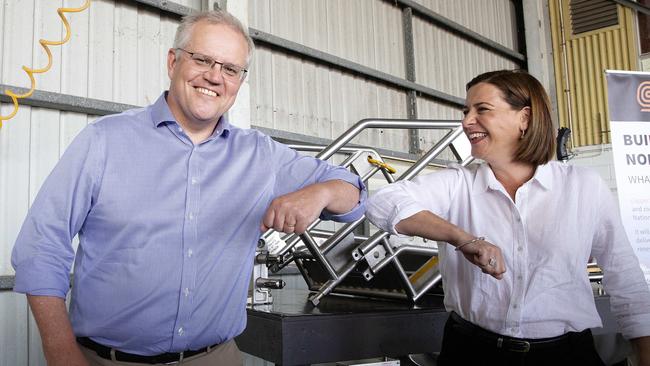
[519,106,531,131]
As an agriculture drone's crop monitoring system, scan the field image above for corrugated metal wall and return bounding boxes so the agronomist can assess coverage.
[248,0,520,155]
[0,0,523,364]
[549,0,638,147]
[1,0,186,276]
[0,1,191,365]
[412,0,520,150]
[250,0,409,152]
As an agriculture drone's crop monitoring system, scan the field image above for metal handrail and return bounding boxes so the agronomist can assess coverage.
[315,118,462,161]
[284,118,472,305]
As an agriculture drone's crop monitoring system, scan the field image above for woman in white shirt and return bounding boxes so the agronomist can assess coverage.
[366,70,650,366]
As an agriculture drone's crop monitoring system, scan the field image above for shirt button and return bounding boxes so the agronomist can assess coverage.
[188,249,193,258]
[191,178,198,185]
[184,288,190,297]
[517,246,523,251]
[517,275,523,280]
[178,327,184,336]
[177,127,183,133]
[189,213,195,220]
[513,304,518,309]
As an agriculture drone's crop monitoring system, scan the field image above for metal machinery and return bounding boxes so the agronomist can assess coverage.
[250,118,473,306]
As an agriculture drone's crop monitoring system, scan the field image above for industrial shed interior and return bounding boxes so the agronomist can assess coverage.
[0,0,648,365]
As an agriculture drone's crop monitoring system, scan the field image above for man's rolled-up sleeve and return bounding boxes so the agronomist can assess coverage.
[11,124,103,298]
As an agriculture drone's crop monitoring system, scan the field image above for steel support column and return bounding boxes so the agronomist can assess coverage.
[402,7,421,154]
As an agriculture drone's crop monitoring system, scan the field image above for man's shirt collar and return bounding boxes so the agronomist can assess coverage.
[150,92,232,139]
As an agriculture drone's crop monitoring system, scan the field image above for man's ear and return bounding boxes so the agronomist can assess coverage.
[167,48,177,79]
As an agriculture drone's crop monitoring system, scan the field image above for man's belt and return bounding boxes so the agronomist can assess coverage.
[77,337,217,364]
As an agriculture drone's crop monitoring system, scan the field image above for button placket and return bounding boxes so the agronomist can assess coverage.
[173,148,201,349]
[505,200,527,334]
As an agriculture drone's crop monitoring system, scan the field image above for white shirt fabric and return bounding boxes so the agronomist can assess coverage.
[366,161,650,339]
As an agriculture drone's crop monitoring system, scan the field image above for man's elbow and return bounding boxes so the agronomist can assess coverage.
[333,187,367,222]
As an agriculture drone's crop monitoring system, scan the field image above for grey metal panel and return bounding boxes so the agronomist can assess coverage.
[303,1,332,142]
[132,0,199,15]
[248,46,414,152]
[0,276,13,290]
[248,0,421,154]
[89,0,117,101]
[416,97,466,162]
[412,15,520,100]
[0,103,30,278]
[405,0,523,61]
[245,0,521,156]
[250,0,405,77]
[246,0,522,156]
[0,0,33,279]
[250,29,464,107]
[0,292,29,366]
[0,85,138,115]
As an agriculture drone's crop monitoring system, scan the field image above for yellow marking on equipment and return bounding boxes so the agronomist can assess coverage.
[409,255,439,284]
[367,156,397,174]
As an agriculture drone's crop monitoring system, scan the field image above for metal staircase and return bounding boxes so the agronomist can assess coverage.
[252,118,473,306]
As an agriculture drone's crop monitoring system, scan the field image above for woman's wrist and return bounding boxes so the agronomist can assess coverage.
[455,236,485,251]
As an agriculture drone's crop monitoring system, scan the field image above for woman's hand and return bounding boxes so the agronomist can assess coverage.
[633,336,650,366]
[457,238,506,279]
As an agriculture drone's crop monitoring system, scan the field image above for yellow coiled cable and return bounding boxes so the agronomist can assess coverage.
[0,0,91,128]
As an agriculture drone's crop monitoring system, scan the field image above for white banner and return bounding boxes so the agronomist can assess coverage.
[606,70,650,285]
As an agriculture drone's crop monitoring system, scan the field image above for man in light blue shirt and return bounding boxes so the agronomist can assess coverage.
[11,9,365,366]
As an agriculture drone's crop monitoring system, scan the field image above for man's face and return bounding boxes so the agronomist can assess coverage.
[166,21,249,133]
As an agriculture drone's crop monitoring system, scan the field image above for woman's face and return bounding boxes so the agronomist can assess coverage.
[462,82,529,165]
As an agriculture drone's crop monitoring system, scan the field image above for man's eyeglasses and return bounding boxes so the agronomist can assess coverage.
[176,48,248,82]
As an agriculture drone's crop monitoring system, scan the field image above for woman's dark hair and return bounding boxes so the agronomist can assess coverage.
[466,70,555,166]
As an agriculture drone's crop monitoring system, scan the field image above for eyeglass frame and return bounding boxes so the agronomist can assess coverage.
[175,48,248,82]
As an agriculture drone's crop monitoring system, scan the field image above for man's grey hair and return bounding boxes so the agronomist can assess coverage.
[173,9,255,66]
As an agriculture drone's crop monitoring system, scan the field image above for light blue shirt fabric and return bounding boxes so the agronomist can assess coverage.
[12,92,366,355]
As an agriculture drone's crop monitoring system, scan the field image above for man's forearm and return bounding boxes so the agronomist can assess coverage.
[321,180,361,214]
[27,295,88,366]
[261,179,362,233]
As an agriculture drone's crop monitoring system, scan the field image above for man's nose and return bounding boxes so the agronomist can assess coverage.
[203,65,224,84]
